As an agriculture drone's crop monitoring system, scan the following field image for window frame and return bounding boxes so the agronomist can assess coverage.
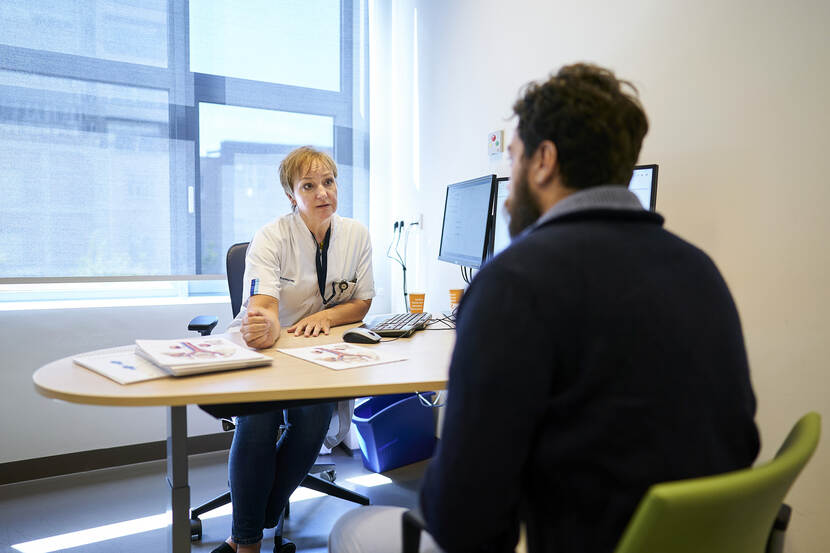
[0,0,368,286]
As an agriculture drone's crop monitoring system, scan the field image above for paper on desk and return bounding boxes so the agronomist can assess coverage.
[277,342,406,371]
[73,347,169,384]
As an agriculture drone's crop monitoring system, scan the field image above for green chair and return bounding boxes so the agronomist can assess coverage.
[614,412,821,553]
[401,413,820,553]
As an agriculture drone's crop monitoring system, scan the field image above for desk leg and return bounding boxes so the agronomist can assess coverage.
[167,406,191,553]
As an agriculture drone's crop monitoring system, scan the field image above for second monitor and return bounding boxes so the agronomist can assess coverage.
[489,164,659,258]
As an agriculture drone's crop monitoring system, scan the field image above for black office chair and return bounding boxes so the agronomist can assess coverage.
[187,241,370,542]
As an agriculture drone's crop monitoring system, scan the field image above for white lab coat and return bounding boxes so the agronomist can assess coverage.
[230,211,375,447]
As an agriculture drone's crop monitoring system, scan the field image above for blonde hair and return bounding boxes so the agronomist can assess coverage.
[279,146,338,207]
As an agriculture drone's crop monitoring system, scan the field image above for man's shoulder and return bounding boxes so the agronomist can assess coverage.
[485,215,719,288]
[524,212,710,258]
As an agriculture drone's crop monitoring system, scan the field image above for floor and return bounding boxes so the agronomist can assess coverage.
[0,448,428,553]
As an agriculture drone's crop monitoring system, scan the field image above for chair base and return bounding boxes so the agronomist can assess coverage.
[189,465,370,541]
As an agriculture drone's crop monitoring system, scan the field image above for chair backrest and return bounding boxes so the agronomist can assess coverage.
[226,242,250,319]
[614,412,821,553]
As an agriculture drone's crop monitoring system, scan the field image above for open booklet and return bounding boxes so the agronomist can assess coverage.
[73,337,272,384]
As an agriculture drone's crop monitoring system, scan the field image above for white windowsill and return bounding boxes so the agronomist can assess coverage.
[0,295,230,312]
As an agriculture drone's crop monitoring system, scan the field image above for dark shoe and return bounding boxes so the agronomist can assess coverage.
[274,536,296,553]
[210,543,235,553]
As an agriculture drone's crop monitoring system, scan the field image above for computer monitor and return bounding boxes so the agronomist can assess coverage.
[488,164,659,259]
[628,164,659,211]
[437,175,498,269]
[490,177,511,258]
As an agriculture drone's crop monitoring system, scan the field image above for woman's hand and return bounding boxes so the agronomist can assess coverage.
[286,299,371,337]
[287,311,334,337]
[241,306,280,348]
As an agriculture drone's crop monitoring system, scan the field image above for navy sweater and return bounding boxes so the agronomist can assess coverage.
[420,207,759,553]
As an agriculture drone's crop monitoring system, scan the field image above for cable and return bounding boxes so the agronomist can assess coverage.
[385,221,399,261]
[394,219,405,265]
[402,222,420,268]
[424,317,455,330]
[397,221,410,309]
[386,221,408,309]
[387,219,426,312]
[401,221,422,312]
[416,391,446,409]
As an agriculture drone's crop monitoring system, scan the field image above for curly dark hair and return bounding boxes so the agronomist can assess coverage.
[512,63,649,189]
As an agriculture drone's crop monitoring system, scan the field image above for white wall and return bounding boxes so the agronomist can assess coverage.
[4,1,828,547]
[374,0,829,551]
[0,302,233,463]
[369,0,424,314]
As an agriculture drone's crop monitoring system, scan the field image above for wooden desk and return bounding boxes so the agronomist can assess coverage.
[33,324,454,553]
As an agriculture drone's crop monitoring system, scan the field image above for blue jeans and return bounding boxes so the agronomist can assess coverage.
[229,401,336,545]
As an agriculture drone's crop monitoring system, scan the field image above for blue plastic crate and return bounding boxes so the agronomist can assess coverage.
[352,393,437,473]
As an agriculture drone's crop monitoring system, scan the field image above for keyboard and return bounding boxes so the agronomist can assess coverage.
[363,312,432,337]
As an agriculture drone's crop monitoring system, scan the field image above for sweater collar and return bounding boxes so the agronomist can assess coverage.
[533,185,646,228]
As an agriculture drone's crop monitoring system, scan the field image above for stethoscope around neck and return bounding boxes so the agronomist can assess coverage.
[322,280,349,305]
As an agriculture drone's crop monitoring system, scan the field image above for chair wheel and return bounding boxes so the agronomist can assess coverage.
[321,469,336,482]
[275,537,296,553]
[190,518,202,541]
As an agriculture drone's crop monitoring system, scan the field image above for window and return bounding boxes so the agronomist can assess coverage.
[197,103,335,273]
[189,1,341,90]
[0,0,368,292]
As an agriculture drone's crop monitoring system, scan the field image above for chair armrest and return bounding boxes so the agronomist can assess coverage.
[773,503,791,531]
[188,315,219,336]
[766,503,792,553]
[402,508,426,553]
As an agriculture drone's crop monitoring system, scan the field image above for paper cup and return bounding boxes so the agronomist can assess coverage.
[449,288,463,310]
[409,292,425,313]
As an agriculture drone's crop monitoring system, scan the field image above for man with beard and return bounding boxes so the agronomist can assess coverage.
[329,63,759,553]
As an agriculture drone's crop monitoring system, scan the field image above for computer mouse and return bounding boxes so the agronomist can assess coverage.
[342,327,382,344]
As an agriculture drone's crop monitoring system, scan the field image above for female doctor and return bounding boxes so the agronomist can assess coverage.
[214,146,374,553]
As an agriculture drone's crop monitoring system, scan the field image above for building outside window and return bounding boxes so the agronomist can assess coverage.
[0,0,369,304]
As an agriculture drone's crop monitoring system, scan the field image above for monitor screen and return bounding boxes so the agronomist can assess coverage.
[488,165,659,259]
[628,164,659,210]
[490,177,511,258]
[437,175,497,269]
